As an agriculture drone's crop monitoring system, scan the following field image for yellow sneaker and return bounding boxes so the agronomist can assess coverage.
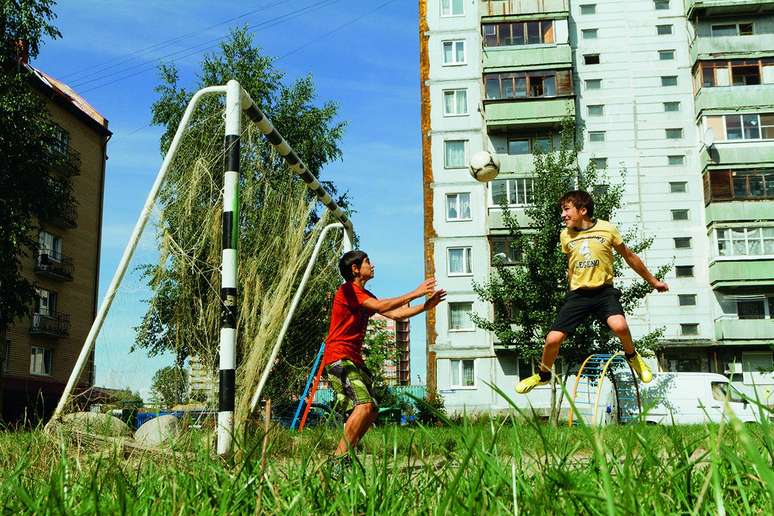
[515,373,550,394]
[626,353,653,383]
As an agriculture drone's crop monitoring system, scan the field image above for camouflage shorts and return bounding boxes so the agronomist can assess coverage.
[324,359,378,414]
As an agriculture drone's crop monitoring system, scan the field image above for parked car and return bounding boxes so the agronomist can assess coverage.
[640,372,768,425]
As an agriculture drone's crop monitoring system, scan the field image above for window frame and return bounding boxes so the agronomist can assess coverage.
[481,19,556,48]
[680,323,699,336]
[664,101,680,112]
[489,235,522,265]
[654,0,670,10]
[671,209,689,221]
[590,157,608,169]
[670,181,687,193]
[656,24,673,35]
[585,78,602,90]
[580,4,596,15]
[581,28,598,40]
[711,22,755,38]
[588,104,604,117]
[441,39,466,66]
[678,294,697,306]
[442,88,469,117]
[30,346,53,376]
[675,265,694,277]
[589,131,606,143]
[450,358,476,388]
[666,128,683,140]
[668,155,685,166]
[448,301,475,332]
[443,139,467,169]
[661,75,678,87]
[715,226,774,258]
[489,177,535,207]
[659,49,675,61]
[674,237,692,249]
[484,69,573,100]
[440,0,464,18]
[445,192,473,222]
[447,246,473,276]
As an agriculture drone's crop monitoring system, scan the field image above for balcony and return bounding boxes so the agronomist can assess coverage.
[34,252,74,281]
[483,45,571,73]
[714,318,774,343]
[29,313,71,338]
[700,142,774,172]
[705,199,774,224]
[695,85,774,115]
[690,35,774,64]
[709,258,774,288]
[686,0,774,18]
[484,97,575,129]
[480,0,569,17]
[46,202,78,229]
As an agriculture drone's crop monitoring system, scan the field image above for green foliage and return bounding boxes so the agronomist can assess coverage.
[150,366,188,408]
[472,117,670,372]
[415,388,447,426]
[0,0,77,328]
[110,389,143,407]
[363,318,399,394]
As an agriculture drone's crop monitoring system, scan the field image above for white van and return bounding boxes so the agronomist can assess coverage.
[641,372,765,425]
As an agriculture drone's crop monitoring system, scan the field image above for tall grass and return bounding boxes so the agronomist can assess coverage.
[2,407,773,514]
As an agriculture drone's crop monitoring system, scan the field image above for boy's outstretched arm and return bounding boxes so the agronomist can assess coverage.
[361,278,440,314]
[613,242,669,292]
[381,290,447,321]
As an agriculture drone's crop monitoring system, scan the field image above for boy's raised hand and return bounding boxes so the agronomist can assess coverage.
[652,280,669,293]
[424,289,447,310]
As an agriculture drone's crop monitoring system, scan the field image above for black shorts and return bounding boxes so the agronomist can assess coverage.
[550,285,625,334]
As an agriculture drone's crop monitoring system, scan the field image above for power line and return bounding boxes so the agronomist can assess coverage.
[59,0,289,83]
[73,0,340,92]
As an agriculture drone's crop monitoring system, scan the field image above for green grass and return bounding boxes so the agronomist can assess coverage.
[1,414,773,514]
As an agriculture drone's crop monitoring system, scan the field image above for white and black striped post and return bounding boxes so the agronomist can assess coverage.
[218,80,242,456]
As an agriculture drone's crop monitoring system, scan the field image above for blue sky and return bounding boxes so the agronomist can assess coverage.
[34,0,428,391]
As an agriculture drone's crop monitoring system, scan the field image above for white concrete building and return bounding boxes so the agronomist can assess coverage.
[420,0,774,414]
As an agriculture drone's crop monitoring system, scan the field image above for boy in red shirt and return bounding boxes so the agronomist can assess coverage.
[325,250,445,467]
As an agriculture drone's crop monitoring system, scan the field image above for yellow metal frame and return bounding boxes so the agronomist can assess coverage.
[568,351,642,427]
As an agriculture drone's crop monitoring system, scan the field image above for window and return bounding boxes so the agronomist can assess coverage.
[588,105,604,116]
[441,0,464,17]
[444,140,466,168]
[654,1,669,10]
[715,113,774,141]
[711,23,754,37]
[675,265,694,277]
[491,178,534,206]
[35,288,57,316]
[661,76,678,86]
[695,59,774,90]
[716,227,774,257]
[580,4,596,15]
[666,128,682,139]
[589,131,605,143]
[681,323,699,336]
[668,155,685,166]
[448,247,472,276]
[672,209,689,221]
[51,124,70,155]
[585,79,602,90]
[582,29,598,40]
[678,294,697,306]
[670,181,687,193]
[481,20,555,47]
[584,54,600,65]
[657,24,673,35]
[442,40,466,65]
[446,193,471,221]
[451,359,475,387]
[590,157,608,169]
[664,101,680,112]
[30,346,53,376]
[449,302,474,330]
[443,89,468,116]
[659,50,675,61]
[738,300,765,320]
[674,237,692,249]
[704,169,774,202]
[38,231,62,261]
[506,135,555,155]
[490,236,522,265]
[484,69,572,100]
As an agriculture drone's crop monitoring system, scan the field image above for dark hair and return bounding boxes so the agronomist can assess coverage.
[339,250,368,281]
[559,190,594,218]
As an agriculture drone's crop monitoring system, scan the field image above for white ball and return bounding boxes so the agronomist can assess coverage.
[469,150,500,182]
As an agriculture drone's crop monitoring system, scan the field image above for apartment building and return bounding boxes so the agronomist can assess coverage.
[371,314,412,385]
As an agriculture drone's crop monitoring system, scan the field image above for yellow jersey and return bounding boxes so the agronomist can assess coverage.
[560,219,623,291]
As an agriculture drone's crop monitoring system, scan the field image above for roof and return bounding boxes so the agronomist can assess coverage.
[25,63,112,137]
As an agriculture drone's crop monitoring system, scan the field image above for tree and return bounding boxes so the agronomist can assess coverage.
[363,318,400,391]
[150,366,188,408]
[472,118,669,424]
[132,28,350,428]
[0,0,77,330]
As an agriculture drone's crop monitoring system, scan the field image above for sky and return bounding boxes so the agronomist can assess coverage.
[33,0,429,393]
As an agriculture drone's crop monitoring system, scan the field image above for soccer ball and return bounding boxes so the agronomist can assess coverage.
[469,150,500,182]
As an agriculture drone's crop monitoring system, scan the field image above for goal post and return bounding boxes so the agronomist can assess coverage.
[47,80,355,458]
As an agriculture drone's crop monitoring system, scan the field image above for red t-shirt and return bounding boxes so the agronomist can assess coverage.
[323,282,376,366]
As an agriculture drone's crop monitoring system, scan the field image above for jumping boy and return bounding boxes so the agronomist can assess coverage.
[516,190,669,394]
[324,250,445,467]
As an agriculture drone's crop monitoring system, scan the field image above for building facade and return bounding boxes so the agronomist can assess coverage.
[421,0,774,413]
[1,64,110,422]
